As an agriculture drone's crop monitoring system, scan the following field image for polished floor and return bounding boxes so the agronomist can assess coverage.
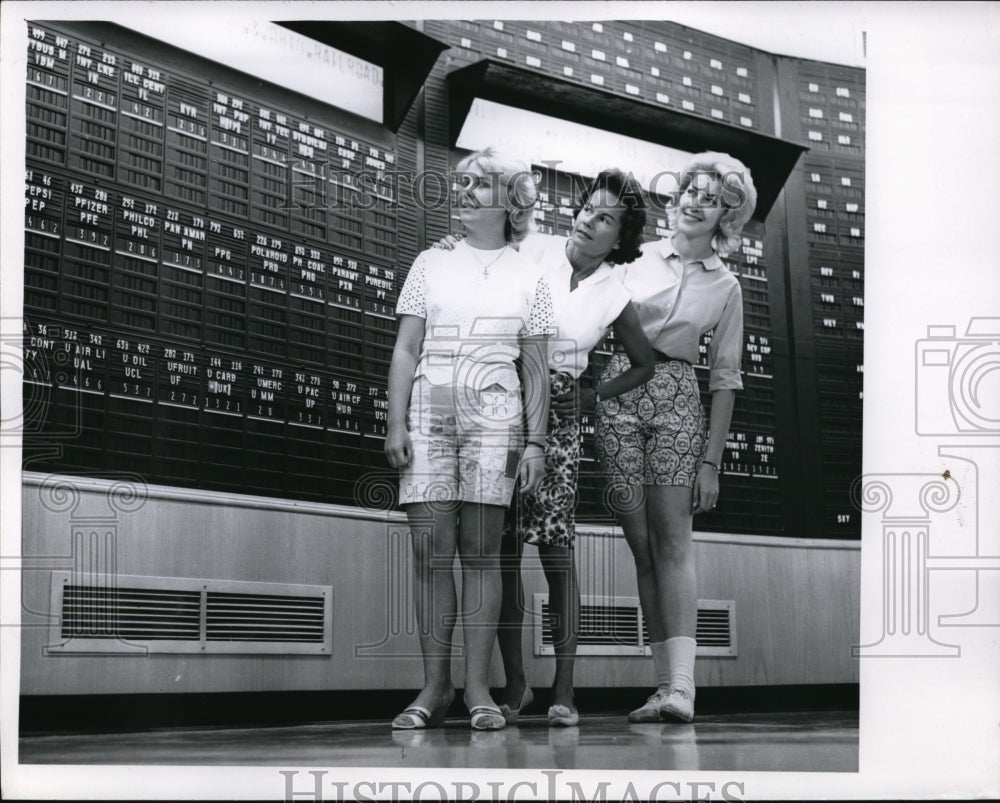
[20,710,858,772]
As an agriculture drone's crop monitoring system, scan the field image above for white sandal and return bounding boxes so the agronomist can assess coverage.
[468,704,506,731]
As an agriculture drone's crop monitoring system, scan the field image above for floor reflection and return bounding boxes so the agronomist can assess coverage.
[20,711,858,772]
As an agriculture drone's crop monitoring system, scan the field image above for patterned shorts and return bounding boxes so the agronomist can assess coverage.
[399,376,524,507]
[596,353,707,487]
[514,372,580,550]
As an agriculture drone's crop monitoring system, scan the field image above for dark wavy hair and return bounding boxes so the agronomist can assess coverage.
[573,168,647,265]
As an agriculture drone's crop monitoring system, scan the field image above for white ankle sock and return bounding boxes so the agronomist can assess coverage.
[650,640,671,689]
[665,636,697,697]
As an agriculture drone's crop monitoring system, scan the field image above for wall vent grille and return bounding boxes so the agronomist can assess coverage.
[49,572,332,655]
[534,595,736,657]
[61,585,201,641]
[206,592,326,643]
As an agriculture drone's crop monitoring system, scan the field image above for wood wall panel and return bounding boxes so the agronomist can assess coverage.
[20,475,858,695]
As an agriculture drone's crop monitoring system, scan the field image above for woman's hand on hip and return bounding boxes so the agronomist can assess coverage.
[691,464,720,515]
[552,380,596,417]
[384,427,413,469]
[518,443,546,495]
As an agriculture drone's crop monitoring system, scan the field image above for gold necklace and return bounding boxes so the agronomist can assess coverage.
[467,244,508,279]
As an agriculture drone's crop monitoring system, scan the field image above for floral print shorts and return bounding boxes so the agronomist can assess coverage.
[596,354,708,488]
[399,376,523,507]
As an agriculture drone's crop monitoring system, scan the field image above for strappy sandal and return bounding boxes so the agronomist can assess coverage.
[468,704,506,731]
[391,692,453,729]
[499,686,535,725]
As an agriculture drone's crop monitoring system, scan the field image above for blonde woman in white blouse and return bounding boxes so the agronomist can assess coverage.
[433,168,654,727]
[385,149,551,732]
[599,152,757,724]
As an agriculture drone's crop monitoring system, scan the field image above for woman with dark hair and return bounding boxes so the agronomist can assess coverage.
[495,168,654,727]
[385,148,551,731]
[598,152,757,724]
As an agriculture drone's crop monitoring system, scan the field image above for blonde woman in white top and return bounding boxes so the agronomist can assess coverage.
[434,169,653,727]
[385,149,552,731]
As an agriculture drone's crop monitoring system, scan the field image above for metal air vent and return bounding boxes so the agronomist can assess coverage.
[48,572,332,655]
[534,594,736,657]
[61,585,201,641]
[206,592,326,643]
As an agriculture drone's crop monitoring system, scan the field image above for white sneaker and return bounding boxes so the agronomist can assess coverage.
[628,687,671,723]
[659,688,695,723]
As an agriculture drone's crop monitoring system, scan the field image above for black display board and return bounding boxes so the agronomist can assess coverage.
[796,60,866,538]
[22,19,863,538]
[23,21,397,503]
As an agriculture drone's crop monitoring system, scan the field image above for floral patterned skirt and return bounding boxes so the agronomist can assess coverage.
[516,372,580,549]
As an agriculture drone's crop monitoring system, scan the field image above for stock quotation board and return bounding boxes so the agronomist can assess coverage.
[797,59,866,538]
[22,21,400,504]
[21,19,863,539]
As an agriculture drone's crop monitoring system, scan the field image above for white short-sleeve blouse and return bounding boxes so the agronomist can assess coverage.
[517,233,631,379]
[396,241,553,391]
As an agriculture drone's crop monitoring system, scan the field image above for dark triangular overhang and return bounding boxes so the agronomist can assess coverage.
[276,21,449,132]
[447,59,808,221]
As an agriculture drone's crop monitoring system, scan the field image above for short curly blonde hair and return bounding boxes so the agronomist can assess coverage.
[671,152,758,257]
[455,148,538,245]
